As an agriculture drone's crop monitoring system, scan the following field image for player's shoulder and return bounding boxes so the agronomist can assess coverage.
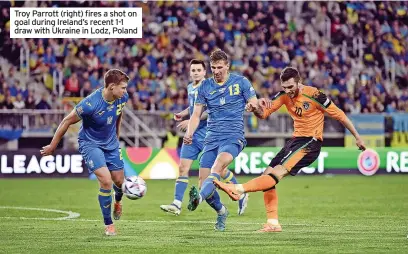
[301,85,319,97]
[198,78,212,92]
[230,73,249,83]
[271,90,287,101]
[301,86,331,108]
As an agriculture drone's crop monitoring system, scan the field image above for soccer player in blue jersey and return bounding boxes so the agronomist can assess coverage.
[160,60,248,219]
[184,50,258,230]
[40,69,129,236]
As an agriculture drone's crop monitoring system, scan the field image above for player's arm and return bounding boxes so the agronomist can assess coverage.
[200,109,208,120]
[313,90,366,150]
[116,111,123,140]
[252,92,286,119]
[184,104,204,144]
[40,109,81,156]
[174,107,189,121]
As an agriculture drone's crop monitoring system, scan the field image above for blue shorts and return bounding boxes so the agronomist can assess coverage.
[199,138,246,169]
[180,139,204,160]
[79,145,124,173]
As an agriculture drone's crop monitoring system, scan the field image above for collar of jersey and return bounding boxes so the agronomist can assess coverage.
[213,73,230,86]
[192,79,204,89]
[101,88,116,104]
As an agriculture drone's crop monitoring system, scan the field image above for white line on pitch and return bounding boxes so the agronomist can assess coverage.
[0,206,80,220]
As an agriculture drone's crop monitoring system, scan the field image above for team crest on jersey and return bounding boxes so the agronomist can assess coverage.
[220,97,226,105]
[107,116,113,125]
[303,102,310,110]
[107,105,114,112]
[219,88,226,93]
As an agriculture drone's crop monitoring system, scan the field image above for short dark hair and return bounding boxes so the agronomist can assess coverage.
[280,67,301,83]
[104,69,129,88]
[210,49,228,64]
[189,59,206,69]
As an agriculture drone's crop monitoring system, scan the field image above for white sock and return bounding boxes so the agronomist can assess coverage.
[267,219,279,225]
[199,194,203,204]
[236,184,245,194]
[172,200,182,209]
[217,205,226,215]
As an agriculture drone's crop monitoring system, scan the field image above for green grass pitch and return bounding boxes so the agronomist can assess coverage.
[0,175,407,253]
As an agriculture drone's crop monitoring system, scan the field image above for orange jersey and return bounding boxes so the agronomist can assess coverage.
[261,86,347,140]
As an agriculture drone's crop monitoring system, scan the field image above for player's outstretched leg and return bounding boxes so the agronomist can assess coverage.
[161,159,192,215]
[222,170,249,215]
[258,187,282,232]
[214,165,287,201]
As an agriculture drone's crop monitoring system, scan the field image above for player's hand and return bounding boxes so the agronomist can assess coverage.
[177,120,189,132]
[245,101,258,112]
[183,133,193,145]
[356,138,366,151]
[258,98,273,109]
[174,112,183,121]
[40,145,55,156]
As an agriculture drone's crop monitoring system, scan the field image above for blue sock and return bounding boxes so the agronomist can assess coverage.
[113,184,123,202]
[223,170,238,184]
[98,188,113,225]
[200,173,220,201]
[174,176,189,207]
[206,190,223,212]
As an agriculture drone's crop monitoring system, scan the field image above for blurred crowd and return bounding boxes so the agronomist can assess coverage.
[0,1,407,113]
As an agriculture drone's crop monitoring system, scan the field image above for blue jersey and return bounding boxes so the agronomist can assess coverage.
[187,82,207,143]
[75,87,129,150]
[195,73,256,144]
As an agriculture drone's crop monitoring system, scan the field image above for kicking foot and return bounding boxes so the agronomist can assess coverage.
[238,193,249,215]
[160,203,181,216]
[113,202,122,220]
[257,223,282,233]
[213,179,241,201]
[105,224,117,236]
[187,186,200,211]
[214,208,229,232]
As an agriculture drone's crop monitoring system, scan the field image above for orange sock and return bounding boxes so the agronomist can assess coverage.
[242,174,277,192]
[264,188,278,220]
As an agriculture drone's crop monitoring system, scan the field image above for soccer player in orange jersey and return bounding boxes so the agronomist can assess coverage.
[214,67,366,232]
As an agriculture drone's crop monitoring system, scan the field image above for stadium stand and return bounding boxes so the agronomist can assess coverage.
[0,1,407,115]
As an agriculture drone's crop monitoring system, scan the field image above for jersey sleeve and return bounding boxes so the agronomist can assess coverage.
[195,80,207,105]
[311,89,347,122]
[75,98,94,119]
[241,77,257,101]
[262,91,286,118]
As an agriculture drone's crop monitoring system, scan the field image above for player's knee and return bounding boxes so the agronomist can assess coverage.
[263,165,288,180]
[99,177,113,189]
[179,163,190,177]
[212,153,232,173]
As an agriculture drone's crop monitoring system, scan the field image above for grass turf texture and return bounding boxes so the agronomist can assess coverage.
[0,175,407,253]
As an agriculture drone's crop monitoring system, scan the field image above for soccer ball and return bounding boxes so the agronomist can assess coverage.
[122,176,147,200]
